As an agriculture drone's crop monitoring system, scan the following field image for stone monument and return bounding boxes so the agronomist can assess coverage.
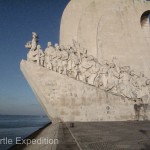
[21,0,150,122]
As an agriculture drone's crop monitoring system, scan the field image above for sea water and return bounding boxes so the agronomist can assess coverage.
[0,115,50,150]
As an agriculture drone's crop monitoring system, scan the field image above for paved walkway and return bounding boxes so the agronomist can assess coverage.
[65,121,150,150]
[10,121,150,150]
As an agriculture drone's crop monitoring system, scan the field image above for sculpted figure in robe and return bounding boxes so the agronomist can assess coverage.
[72,40,82,62]
[138,79,150,105]
[118,66,132,98]
[136,72,147,99]
[84,56,100,86]
[147,79,150,94]
[99,60,109,89]
[92,60,101,86]
[106,63,120,93]
[51,43,59,72]
[78,50,91,83]
[25,32,39,63]
[135,72,150,120]
[60,45,69,75]
[142,79,150,104]
[112,57,120,74]
[136,78,150,120]
[56,45,63,74]
[37,45,44,66]
[44,42,55,69]
[129,70,139,99]
[66,46,80,79]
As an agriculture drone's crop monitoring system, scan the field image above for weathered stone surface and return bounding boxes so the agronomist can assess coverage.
[60,0,150,76]
[67,121,150,150]
[20,60,150,122]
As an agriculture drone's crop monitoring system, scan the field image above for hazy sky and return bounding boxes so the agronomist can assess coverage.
[0,0,69,115]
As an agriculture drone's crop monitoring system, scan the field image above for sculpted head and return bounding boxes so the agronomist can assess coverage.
[54,43,59,50]
[120,66,130,73]
[112,56,120,66]
[25,41,32,49]
[47,42,52,47]
[102,60,108,66]
[32,32,38,38]
[66,45,71,50]
[130,70,135,76]
[69,47,74,53]
[60,45,65,50]
[80,48,87,58]
[109,63,115,68]
[146,79,150,85]
[94,58,98,62]
[37,45,41,49]
[87,55,94,61]
[112,56,118,61]
[140,72,145,78]
[83,48,87,54]
[99,82,103,87]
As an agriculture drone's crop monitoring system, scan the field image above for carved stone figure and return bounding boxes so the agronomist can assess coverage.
[25,32,39,63]
[51,43,59,72]
[60,46,69,75]
[73,40,81,62]
[79,54,92,83]
[67,47,80,79]
[56,45,63,74]
[99,60,109,89]
[146,79,150,93]
[44,42,51,68]
[118,66,132,98]
[129,70,139,99]
[112,57,120,74]
[24,34,150,103]
[136,72,147,98]
[31,32,38,50]
[37,45,44,66]
[45,42,56,70]
[144,79,150,103]
[84,56,100,85]
[106,63,120,93]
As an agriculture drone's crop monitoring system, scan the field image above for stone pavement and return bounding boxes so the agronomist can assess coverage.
[64,121,150,150]
[10,121,150,150]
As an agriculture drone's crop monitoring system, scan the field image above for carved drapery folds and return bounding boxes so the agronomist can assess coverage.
[25,32,150,104]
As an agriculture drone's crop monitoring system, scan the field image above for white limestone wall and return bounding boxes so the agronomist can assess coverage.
[60,0,93,46]
[60,0,150,76]
[20,60,150,122]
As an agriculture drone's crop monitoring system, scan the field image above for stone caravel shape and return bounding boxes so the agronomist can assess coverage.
[20,60,150,122]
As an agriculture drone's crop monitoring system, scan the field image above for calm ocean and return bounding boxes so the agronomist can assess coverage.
[0,115,50,150]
